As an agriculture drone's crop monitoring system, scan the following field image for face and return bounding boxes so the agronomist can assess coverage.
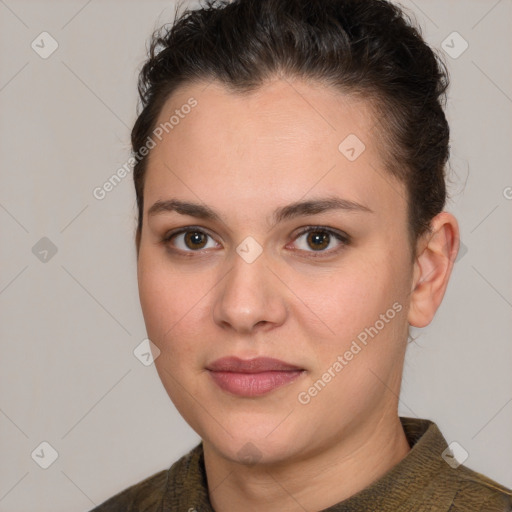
[137,79,415,465]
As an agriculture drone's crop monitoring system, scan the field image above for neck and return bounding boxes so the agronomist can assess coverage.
[204,413,411,512]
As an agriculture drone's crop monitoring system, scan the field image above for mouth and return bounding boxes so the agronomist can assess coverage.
[206,357,305,397]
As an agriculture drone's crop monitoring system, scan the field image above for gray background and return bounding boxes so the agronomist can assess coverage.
[0,0,511,510]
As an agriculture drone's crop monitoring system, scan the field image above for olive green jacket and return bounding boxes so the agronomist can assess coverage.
[91,417,512,511]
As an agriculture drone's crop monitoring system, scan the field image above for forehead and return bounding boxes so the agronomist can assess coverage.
[152,78,374,159]
[144,79,405,220]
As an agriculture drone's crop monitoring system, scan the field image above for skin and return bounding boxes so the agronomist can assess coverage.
[136,78,459,512]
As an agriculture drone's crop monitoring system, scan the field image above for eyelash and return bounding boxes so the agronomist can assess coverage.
[161,225,350,259]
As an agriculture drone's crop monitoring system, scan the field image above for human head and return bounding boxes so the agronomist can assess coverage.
[132,0,459,472]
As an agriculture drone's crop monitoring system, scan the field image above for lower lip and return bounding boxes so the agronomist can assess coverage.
[208,370,304,397]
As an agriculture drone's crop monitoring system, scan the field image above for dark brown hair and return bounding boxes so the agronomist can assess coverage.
[132,0,450,252]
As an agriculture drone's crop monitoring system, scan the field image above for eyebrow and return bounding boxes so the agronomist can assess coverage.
[147,196,373,227]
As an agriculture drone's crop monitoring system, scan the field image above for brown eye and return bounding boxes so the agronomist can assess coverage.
[164,228,219,252]
[292,227,349,256]
[306,231,330,251]
[184,231,208,250]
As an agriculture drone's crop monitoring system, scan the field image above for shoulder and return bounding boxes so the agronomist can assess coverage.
[440,463,512,511]
[90,444,203,512]
[90,468,169,512]
[399,417,511,511]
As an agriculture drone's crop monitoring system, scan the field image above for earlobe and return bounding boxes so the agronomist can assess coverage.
[408,212,460,328]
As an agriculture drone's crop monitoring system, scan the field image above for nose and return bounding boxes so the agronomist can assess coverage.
[212,251,288,335]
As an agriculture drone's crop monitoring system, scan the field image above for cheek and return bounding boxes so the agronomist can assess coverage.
[138,251,184,344]
[291,259,409,415]
[299,260,405,331]
[137,251,212,357]
[137,258,215,430]
[287,249,411,372]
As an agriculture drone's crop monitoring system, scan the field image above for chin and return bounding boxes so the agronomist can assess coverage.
[195,411,310,467]
[206,433,298,467]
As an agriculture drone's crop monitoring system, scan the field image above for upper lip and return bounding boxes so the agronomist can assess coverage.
[206,357,302,373]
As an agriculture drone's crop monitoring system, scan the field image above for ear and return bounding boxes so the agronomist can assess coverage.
[408,212,460,328]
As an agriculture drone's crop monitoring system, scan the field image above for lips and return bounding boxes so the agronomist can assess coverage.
[207,356,302,373]
[206,357,305,397]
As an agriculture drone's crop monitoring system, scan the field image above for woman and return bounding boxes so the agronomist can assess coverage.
[93,0,512,510]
